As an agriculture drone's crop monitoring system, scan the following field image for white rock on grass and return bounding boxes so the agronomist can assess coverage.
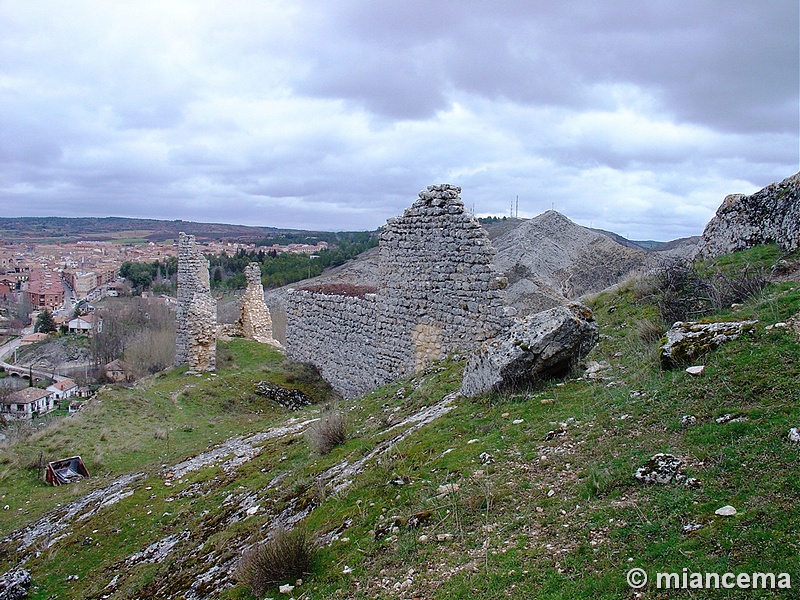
[685,365,705,376]
[659,320,757,368]
[437,483,460,495]
[715,505,737,517]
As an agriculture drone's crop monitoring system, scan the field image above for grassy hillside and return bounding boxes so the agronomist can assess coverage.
[1,246,799,599]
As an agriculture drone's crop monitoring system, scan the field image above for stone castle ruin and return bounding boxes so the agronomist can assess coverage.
[286,184,512,397]
[232,263,281,348]
[175,233,217,372]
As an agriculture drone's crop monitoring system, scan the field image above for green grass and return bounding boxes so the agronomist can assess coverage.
[1,245,799,599]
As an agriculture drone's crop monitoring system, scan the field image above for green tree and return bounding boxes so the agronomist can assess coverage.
[35,309,57,333]
[120,261,154,291]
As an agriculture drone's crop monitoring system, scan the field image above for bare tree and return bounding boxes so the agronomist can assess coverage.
[91,298,176,377]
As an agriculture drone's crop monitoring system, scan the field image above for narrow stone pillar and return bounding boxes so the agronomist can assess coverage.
[175,232,217,372]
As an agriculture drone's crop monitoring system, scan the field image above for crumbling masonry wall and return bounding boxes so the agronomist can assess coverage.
[176,233,217,372]
[234,263,281,347]
[286,289,379,398]
[286,184,509,397]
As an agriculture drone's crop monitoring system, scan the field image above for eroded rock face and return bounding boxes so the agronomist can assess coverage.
[0,568,31,600]
[234,263,281,347]
[659,320,757,368]
[460,303,599,397]
[175,233,217,372]
[696,171,800,259]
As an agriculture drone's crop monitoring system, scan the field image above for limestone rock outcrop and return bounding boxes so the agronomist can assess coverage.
[460,303,599,397]
[659,320,757,368]
[696,171,800,259]
[491,211,649,312]
[175,233,217,372]
[0,568,31,600]
[234,263,281,348]
[634,453,699,487]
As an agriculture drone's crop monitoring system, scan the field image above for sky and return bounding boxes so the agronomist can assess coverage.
[1,1,798,241]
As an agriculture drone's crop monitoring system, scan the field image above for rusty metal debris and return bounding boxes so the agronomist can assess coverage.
[45,456,90,486]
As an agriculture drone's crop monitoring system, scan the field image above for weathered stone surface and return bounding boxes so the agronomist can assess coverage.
[460,303,599,397]
[634,453,699,487]
[286,184,509,398]
[232,263,281,347]
[254,381,310,411]
[175,233,217,372]
[696,171,800,259]
[0,568,31,600]
[659,320,757,368]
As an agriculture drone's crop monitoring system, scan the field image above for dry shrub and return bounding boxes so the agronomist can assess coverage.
[631,275,658,300]
[636,318,665,343]
[306,410,347,455]
[124,328,176,379]
[236,526,314,595]
[655,259,768,323]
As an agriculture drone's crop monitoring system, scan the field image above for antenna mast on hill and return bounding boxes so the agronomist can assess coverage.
[515,196,519,218]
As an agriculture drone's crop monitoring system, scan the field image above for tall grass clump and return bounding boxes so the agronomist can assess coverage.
[306,409,347,455]
[236,526,315,595]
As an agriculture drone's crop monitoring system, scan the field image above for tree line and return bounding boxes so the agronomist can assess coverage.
[120,232,377,293]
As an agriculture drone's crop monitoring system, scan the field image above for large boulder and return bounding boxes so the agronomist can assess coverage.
[696,171,800,259]
[659,320,757,368]
[461,303,599,397]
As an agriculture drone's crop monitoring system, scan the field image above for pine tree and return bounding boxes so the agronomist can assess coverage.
[35,309,57,334]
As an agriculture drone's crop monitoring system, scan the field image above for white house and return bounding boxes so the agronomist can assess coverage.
[47,378,78,400]
[68,314,102,335]
[0,387,55,420]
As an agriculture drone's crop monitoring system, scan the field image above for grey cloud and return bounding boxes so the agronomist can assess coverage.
[0,1,796,241]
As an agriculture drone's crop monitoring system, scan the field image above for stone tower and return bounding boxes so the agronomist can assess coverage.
[235,262,281,347]
[175,232,217,372]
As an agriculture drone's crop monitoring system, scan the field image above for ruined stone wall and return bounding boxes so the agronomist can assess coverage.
[175,233,217,372]
[374,184,509,380]
[286,288,379,398]
[285,184,509,397]
[233,263,281,347]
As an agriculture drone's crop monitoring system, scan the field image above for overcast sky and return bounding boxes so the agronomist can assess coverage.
[1,1,797,241]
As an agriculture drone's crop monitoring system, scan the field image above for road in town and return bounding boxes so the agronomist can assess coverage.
[0,329,69,384]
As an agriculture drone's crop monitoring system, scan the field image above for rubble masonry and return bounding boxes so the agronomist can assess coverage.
[286,184,509,397]
[175,232,217,372]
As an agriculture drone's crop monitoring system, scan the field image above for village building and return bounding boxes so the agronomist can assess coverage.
[0,387,55,420]
[20,332,50,345]
[25,270,65,311]
[68,314,102,335]
[47,378,78,400]
[104,359,130,383]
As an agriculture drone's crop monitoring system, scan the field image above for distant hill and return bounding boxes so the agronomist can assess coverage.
[266,210,700,324]
[0,216,359,244]
[490,211,650,312]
